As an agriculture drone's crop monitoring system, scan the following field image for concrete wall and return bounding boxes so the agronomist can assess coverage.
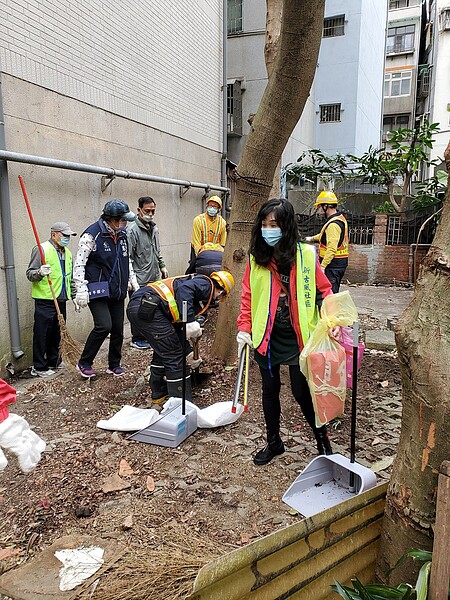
[0,0,224,373]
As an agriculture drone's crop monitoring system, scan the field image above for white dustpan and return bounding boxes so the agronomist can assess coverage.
[282,454,377,517]
[283,321,377,517]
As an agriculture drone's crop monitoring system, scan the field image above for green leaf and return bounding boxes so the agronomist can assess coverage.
[331,581,358,599]
[415,561,431,600]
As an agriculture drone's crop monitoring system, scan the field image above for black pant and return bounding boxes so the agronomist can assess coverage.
[33,299,67,371]
[324,266,346,293]
[259,363,318,437]
[79,298,125,369]
[127,298,192,399]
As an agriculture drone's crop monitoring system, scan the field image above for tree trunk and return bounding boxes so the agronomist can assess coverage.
[213,0,325,360]
[376,140,450,585]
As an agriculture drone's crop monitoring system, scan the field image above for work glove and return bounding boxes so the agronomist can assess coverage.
[186,321,202,340]
[237,331,253,357]
[72,299,81,313]
[161,268,169,279]
[186,351,202,370]
[0,413,46,473]
[75,291,89,308]
[130,281,140,292]
[38,264,52,277]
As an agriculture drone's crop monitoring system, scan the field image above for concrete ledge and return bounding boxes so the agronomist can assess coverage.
[364,330,396,351]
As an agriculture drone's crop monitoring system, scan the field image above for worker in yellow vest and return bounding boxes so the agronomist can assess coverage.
[127,270,234,406]
[26,222,78,377]
[306,191,349,293]
[186,195,227,273]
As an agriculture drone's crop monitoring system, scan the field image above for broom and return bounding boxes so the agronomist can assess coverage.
[19,175,83,371]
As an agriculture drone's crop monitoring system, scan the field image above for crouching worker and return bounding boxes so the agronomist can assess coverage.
[127,271,234,407]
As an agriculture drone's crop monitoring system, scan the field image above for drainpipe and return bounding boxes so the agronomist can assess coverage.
[0,77,25,359]
[408,243,430,283]
[222,0,229,213]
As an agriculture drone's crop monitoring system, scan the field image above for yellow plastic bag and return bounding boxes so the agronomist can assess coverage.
[300,291,358,427]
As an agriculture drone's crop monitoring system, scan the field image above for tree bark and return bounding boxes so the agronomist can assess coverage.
[376,140,450,585]
[213,0,325,360]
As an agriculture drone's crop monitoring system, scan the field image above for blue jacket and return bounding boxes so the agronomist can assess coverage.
[83,219,130,300]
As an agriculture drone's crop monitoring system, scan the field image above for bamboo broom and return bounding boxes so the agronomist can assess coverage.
[19,175,83,371]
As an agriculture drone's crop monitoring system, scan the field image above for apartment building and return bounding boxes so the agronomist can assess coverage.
[227,0,387,167]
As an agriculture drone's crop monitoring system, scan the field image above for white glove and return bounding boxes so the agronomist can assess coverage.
[75,291,89,308]
[161,268,169,279]
[305,236,314,243]
[186,321,202,340]
[0,413,46,473]
[237,331,253,357]
[186,351,203,370]
[131,281,139,292]
[72,299,81,313]
[38,264,52,276]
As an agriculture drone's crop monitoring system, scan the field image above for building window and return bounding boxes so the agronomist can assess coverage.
[228,0,243,34]
[383,114,410,139]
[389,0,411,8]
[386,25,415,54]
[384,70,412,97]
[323,15,345,37]
[441,9,450,30]
[319,104,341,123]
[227,81,242,136]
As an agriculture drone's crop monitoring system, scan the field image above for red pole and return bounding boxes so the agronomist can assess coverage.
[18,175,46,264]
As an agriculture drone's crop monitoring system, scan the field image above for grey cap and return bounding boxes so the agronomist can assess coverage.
[51,222,77,236]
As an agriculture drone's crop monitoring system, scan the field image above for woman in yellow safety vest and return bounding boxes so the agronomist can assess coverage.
[237,199,339,465]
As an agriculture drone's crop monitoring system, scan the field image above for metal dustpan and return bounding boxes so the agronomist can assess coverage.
[128,301,198,448]
[282,322,377,517]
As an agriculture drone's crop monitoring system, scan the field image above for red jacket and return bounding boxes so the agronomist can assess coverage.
[237,256,333,355]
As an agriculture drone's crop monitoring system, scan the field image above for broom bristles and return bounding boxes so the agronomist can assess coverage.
[57,313,84,371]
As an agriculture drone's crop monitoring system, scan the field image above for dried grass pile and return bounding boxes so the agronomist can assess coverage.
[77,524,230,600]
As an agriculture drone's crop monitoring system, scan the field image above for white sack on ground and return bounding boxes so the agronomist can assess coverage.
[96,405,160,431]
[0,413,46,473]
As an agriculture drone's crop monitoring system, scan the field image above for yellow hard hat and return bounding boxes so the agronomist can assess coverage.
[207,195,222,209]
[199,242,224,253]
[210,270,234,296]
[315,191,338,206]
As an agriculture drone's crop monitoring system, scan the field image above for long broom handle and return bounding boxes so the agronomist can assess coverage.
[231,347,246,413]
[349,320,359,492]
[19,175,62,316]
[243,343,250,413]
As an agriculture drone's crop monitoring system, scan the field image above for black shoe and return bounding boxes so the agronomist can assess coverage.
[253,439,285,465]
[315,427,333,455]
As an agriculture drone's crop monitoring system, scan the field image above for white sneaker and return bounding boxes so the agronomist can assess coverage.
[31,367,56,378]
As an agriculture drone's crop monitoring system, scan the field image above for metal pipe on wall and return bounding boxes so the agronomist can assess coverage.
[0,77,25,360]
[0,150,230,193]
[221,0,229,207]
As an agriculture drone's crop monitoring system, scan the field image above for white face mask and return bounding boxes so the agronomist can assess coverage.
[140,214,153,223]
[207,206,219,217]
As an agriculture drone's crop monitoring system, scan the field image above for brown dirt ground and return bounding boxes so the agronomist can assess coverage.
[0,307,402,598]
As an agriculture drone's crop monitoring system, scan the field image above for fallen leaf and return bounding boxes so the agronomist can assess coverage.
[240,533,250,544]
[146,476,155,492]
[372,437,383,446]
[0,547,20,560]
[122,514,133,529]
[380,380,389,388]
[101,474,131,493]
[119,459,134,477]
[224,366,235,371]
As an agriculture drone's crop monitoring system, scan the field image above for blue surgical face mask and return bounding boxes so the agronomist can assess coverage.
[261,227,282,246]
[207,206,218,217]
[59,235,70,247]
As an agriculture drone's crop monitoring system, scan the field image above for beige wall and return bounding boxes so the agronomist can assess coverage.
[0,75,222,373]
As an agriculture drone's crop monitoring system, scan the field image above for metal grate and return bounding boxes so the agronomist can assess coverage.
[227,81,242,136]
[227,0,243,34]
[387,212,440,245]
[323,15,345,37]
[319,103,341,123]
[296,213,374,245]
